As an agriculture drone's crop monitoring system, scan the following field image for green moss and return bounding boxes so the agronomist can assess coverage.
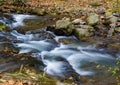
[96,58,120,84]
[0,0,3,3]
[0,24,6,30]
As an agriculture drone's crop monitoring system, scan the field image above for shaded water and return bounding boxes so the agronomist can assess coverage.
[0,14,120,84]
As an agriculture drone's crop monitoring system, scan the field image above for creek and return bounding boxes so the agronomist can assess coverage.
[0,14,120,85]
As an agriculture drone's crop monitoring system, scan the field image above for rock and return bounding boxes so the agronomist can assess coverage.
[74,28,92,40]
[0,23,10,31]
[46,26,69,36]
[80,25,94,31]
[87,13,99,25]
[0,42,19,54]
[109,15,118,24]
[56,17,70,29]
[31,8,47,16]
[55,17,74,35]
[58,38,78,44]
[26,29,55,40]
[94,26,108,37]
[97,8,106,15]
[115,27,120,32]
[72,19,85,25]
[16,19,46,33]
[73,25,94,39]
[0,36,10,42]
[107,28,115,37]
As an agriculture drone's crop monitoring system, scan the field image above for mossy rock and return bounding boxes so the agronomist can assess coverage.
[0,24,6,30]
[74,28,93,40]
[0,23,10,31]
[55,17,74,35]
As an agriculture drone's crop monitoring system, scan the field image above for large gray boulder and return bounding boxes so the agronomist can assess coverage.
[87,13,99,25]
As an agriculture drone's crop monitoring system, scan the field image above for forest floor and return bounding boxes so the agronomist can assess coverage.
[0,0,113,16]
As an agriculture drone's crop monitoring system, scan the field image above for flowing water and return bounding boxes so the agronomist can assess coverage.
[0,14,120,85]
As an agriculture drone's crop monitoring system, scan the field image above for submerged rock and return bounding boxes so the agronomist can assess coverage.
[87,13,99,25]
[26,29,55,40]
[0,42,19,54]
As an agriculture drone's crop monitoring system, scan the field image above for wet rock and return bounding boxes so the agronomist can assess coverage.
[0,23,10,31]
[72,19,85,25]
[26,29,55,40]
[16,19,46,33]
[46,26,65,36]
[0,42,19,54]
[46,25,71,36]
[0,13,14,21]
[0,23,6,30]
[0,13,15,25]
[0,31,19,43]
[24,19,45,26]
[58,37,79,44]
[55,17,74,35]
[16,15,56,34]
[87,13,99,25]
[0,36,10,42]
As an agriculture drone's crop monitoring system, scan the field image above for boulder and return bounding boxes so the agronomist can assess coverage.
[74,28,93,40]
[87,13,99,25]
[109,15,118,24]
[115,27,120,32]
[55,17,74,35]
[56,17,71,29]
